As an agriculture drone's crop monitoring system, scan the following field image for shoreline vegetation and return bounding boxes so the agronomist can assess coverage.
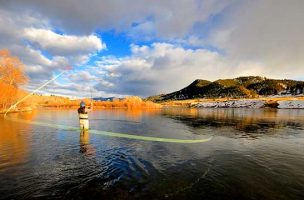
[2,96,304,115]
[0,96,162,114]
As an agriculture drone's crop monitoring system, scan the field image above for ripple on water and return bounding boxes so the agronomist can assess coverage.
[1,109,304,200]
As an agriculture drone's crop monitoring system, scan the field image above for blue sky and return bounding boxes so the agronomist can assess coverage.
[1,0,304,98]
[97,31,131,57]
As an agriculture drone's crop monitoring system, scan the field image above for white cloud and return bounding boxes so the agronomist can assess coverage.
[0,7,106,95]
[69,71,97,82]
[24,28,106,56]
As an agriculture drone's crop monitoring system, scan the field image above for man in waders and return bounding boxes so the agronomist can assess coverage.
[78,101,93,132]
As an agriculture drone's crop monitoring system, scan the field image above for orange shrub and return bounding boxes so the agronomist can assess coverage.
[0,49,28,111]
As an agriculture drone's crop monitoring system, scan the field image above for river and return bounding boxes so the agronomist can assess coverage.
[0,108,303,199]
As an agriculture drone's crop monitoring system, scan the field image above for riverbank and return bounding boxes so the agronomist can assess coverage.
[196,99,304,109]
[161,96,304,109]
[3,97,304,112]
[0,107,32,114]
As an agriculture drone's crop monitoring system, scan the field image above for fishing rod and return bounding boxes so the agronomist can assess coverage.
[4,67,72,117]
[90,85,94,109]
[4,67,214,144]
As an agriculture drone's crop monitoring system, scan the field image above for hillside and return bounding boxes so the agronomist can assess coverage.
[147,76,304,102]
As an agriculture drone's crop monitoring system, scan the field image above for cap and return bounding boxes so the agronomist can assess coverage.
[80,101,86,108]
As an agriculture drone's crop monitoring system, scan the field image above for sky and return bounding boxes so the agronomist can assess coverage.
[1,0,304,98]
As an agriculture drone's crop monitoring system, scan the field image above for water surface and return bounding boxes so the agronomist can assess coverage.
[0,108,304,199]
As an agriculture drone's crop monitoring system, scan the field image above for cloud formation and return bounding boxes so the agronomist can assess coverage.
[1,0,304,97]
[0,7,105,85]
[93,43,264,97]
[24,28,105,56]
[3,0,231,37]
[210,0,304,78]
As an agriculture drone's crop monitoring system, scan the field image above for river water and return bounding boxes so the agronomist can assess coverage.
[0,108,303,200]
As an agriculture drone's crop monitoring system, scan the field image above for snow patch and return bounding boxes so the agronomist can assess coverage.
[277,100,304,109]
[196,100,265,108]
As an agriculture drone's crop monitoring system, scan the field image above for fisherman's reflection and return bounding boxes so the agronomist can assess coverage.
[79,130,95,155]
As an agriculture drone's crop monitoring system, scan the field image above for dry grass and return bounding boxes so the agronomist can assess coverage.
[1,92,161,113]
[93,96,161,109]
[30,95,161,110]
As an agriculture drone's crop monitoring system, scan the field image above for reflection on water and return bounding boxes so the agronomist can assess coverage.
[0,108,304,200]
[0,112,35,168]
[94,108,161,122]
[79,131,95,155]
[163,108,304,138]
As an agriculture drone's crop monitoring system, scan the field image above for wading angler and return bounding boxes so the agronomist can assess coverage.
[78,101,93,131]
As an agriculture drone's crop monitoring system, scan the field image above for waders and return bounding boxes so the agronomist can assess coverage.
[79,112,89,131]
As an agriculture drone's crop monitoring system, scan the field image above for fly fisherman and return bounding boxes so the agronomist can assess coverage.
[78,101,93,132]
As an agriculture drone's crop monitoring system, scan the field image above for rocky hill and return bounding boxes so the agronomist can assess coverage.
[147,76,304,102]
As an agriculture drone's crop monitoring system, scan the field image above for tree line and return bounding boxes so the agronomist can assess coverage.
[0,49,28,111]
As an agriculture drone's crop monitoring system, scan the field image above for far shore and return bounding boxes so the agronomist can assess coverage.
[0,105,161,114]
[2,96,304,114]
